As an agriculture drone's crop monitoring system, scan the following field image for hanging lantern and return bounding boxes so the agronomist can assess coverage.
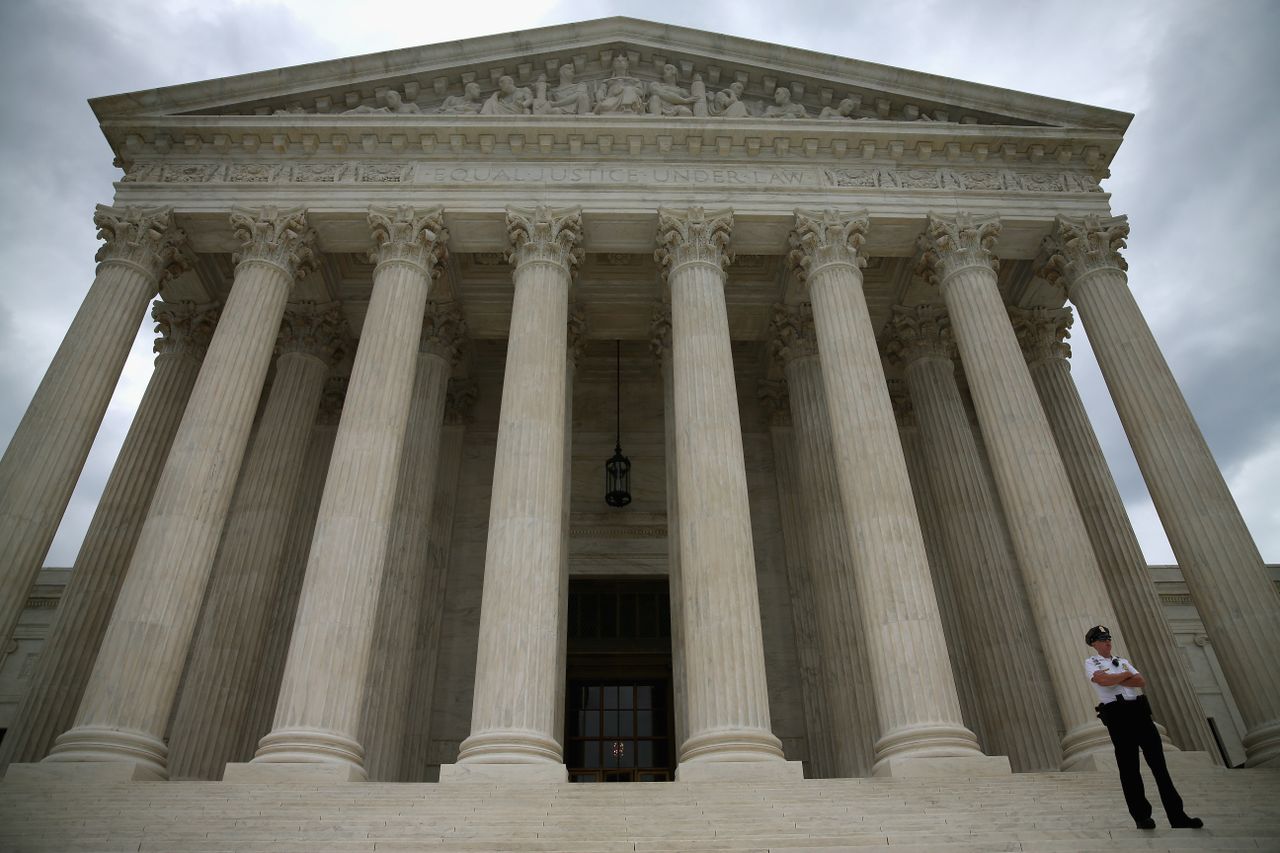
[605,339,632,507]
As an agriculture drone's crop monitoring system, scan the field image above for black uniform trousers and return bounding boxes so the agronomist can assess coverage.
[1098,696,1187,823]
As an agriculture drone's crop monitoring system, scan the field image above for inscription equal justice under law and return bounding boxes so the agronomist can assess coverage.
[419,164,819,187]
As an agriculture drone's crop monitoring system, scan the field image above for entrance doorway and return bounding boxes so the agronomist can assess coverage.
[564,577,675,782]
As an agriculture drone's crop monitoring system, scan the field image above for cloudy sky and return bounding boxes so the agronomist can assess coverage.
[1,0,1276,567]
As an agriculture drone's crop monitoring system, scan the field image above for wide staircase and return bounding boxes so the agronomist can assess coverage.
[2,764,1278,852]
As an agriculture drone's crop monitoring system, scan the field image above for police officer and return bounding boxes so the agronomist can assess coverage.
[1085,624,1204,830]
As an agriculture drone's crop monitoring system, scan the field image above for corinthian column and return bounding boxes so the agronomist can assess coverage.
[242,378,345,761]
[0,302,215,770]
[0,206,188,650]
[440,206,581,784]
[241,207,447,782]
[789,210,996,777]
[655,207,799,782]
[361,302,465,783]
[36,207,315,780]
[770,304,877,778]
[1038,215,1280,766]
[917,212,1115,769]
[168,302,346,780]
[888,304,1061,771]
[758,379,837,779]
[649,306,690,756]
[1010,306,1215,758]
[404,380,475,782]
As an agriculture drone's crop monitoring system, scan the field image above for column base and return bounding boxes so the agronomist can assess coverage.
[1066,750,1220,774]
[223,762,365,783]
[872,754,1011,778]
[4,760,162,784]
[249,727,367,780]
[676,759,804,783]
[42,724,168,780]
[438,762,568,783]
[1243,719,1280,768]
[1059,720,1114,770]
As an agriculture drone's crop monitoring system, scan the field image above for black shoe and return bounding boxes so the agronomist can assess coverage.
[1135,818,1157,830]
[1170,816,1204,829]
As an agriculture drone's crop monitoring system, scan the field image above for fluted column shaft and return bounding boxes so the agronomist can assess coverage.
[650,308,690,753]
[759,382,836,779]
[360,304,462,782]
[772,316,876,778]
[250,207,446,778]
[919,212,1115,768]
[1014,307,1216,757]
[43,207,315,778]
[553,309,586,754]
[892,306,1061,771]
[169,304,343,780]
[448,207,580,776]
[894,405,983,737]
[242,390,342,761]
[0,303,212,769]
[403,385,470,781]
[656,208,788,774]
[0,207,188,649]
[1039,215,1279,766]
[790,210,983,773]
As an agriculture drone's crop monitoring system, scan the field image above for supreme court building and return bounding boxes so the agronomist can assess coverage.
[1,17,1278,791]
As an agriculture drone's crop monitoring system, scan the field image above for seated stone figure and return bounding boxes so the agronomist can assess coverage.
[819,98,858,120]
[438,82,483,114]
[709,80,749,117]
[480,75,532,115]
[594,55,646,115]
[343,89,421,115]
[549,64,593,114]
[648,64,697,117]
[763,87,808,119]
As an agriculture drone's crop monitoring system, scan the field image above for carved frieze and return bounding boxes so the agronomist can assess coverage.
[121,160,1102,195]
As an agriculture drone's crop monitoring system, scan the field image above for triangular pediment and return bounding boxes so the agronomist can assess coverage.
[90,17,1130,132]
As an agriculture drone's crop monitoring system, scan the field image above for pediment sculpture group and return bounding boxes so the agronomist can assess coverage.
[324,55,896,121]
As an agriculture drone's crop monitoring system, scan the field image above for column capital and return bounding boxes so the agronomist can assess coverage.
[886,304,956,367]
[648,301,672,362]
[231,206,319,281]
[915,212,1001,287]
[787,208,870,281]
[757,379,791,428]
[152,301,219,361]
[317,375,348,426]
[566,303,588,366]
[1009,306,1074,366]
[506,205,584,275]
[94,205,190,285]
[769,303,819,366]
[1035,214,1130,294]
[368,205,449,278]
[655,206,733,280]
[420,301,467,364]
[444,378,478,426]
[277,302,348,366]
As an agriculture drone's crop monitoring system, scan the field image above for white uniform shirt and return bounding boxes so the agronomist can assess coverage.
[1085,654,1144,704]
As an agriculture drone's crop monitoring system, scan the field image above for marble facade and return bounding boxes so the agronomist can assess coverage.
[1,18,1277,788]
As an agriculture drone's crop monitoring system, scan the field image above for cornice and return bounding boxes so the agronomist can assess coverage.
[104,115,1121,178]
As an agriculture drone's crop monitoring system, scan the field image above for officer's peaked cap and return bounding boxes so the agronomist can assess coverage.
[1085,625,1112,645]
